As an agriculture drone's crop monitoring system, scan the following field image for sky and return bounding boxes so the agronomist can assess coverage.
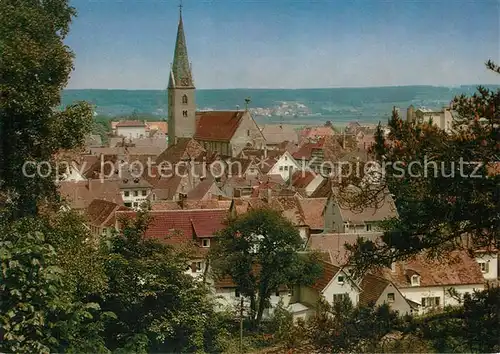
[66,0,500,89]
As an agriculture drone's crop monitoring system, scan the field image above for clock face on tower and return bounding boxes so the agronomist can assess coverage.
[181,78,189,86]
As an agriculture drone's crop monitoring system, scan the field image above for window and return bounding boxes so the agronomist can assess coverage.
[196,262,202,272]
[247,129,250,136]
[275,289,280,297]
[152,193,156,201]
[133,202,138,207]
[134,191,138,197]
[284,165,289,170]
[479,261,489,273]
[333,293,348,304]
[182,94,188,104]
[124,191,130,197]
[337,275,345,284]
[183,110,188,117]
[201,239,210,248]
[411,275,420,286]
[284,156,288,160]
[366,224,372,232]
[235,289,240,297]
[421,296,440,308]
[141,190,147,196]
[124,202,132,207]
[387,293,395,303]
[279,166,284,171]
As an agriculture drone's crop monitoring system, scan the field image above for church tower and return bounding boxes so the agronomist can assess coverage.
[168,3,196,146]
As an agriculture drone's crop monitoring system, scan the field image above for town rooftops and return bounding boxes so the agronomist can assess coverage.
[115,208,229,245]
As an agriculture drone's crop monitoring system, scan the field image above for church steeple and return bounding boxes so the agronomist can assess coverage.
[167,1,196,147]
[169,2,194,88]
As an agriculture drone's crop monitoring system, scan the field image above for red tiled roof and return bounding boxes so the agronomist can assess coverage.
[146,121,168,134]
[376,250,485,288]
[86,199,122,226]
[359,273,390,306]
[297,198,327,230]
[115,209,229,245]
[155,138,205,164]
[58,180,124,210]
[194,111,244,142]
[291,170,316,188]
[311,260,340,291]
[307,232,383,265]
[116,120,147,128]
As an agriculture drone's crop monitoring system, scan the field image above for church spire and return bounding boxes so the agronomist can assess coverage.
[169,0,194,88]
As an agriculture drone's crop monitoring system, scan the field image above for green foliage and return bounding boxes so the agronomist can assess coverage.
[0,0,93,218]
[97,211,230,353]
[211,208,323,328]
[0,217,108,353]
[346,61,500,273]
[306,297,402,353]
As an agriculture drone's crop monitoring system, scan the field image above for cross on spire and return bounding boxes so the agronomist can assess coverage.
[179,0,183,15]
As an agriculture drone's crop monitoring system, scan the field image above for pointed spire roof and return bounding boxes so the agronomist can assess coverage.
[169,5,194,88]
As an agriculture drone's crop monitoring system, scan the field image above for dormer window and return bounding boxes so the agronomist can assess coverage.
[201,239,210,248]
[182,94,188,104]
[411,274,420,286]
[337,275,345,284]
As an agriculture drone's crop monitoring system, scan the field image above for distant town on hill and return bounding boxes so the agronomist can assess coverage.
[62,85,499,126]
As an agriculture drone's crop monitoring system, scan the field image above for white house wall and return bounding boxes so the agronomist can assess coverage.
[475,252,499,280]
[400,283,485,315]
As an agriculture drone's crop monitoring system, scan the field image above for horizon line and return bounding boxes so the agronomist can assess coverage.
[64,83,500,91]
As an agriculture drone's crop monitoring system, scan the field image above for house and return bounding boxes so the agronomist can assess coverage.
[115,120,148,139]
[358,273,414,315]
[290,260,361,320]
[213,271,293,318]
[118,171,153,210]
[474,247,499,281]
[291,170,324,196]
[58,180,124,214]
[307,232,383,266]
[265,151,300,182]
[376,250,485,314]
[406,105,455,133]
[260,124,299,148]
[297,198,328,234]
[155,138,206,166]
[186,177,224,200]
[323,189,398,233]
[115,208,229,279]
[86,199,129,237]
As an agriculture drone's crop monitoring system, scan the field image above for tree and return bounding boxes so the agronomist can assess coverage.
[0,217,109,353]
[210,208,323,328]
[306,297,402,353]
[0,0,93,219]
[341,61,500,274]
[98,211,230,353]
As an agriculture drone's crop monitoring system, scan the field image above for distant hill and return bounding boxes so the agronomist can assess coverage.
[62,85,500,125]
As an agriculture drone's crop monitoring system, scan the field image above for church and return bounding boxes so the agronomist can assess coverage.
[167,6,266,157]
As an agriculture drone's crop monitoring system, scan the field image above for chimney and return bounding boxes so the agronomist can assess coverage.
[342,129,346,149]
[267,188,272,202]
[288,167,293,187]
[264,146,268,159]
